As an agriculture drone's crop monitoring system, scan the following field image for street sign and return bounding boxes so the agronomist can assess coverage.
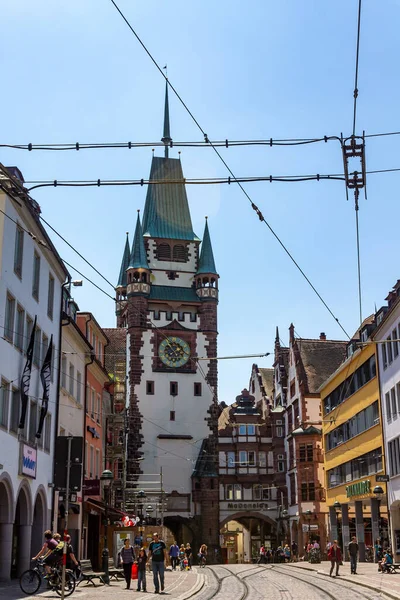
[376,475,389,483]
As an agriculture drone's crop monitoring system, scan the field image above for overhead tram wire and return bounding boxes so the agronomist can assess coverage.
[352,0,362,138]
[3,129,400,151]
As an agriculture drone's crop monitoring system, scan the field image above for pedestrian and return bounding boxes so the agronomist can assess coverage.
[118,538,135,590]
[348,536,359,575]
[169,541,179,571]
[179,545,186,571]
[258,545,266,564]
[148,532,167,593]
[65,535,79,571]
[328,540,342,577]
[291,541,298,562]
[284,545,291,562]
[185,543,193,570]
[137,548,147,592]
[380,550,393,573]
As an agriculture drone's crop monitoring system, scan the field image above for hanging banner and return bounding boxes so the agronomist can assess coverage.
[36,334,53,438]
[19,316,37,430]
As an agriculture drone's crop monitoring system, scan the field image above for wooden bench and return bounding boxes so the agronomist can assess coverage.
[76,559,106,586]
[108,558,124,581]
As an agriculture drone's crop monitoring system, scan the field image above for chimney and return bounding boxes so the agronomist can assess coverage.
[320,332,326,341]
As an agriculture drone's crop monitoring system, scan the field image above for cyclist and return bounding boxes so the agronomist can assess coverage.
[198,544,207,566]
[32,531,62,574]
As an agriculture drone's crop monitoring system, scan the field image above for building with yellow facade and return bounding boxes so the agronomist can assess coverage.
[320,317,388,561]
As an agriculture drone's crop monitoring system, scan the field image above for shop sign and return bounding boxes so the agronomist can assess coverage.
[226,502,268,510]
[20,444,37,478]
[346,479,370,498]
[302,524,319,532]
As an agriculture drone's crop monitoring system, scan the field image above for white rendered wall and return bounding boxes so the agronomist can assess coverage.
[0,191,64,530]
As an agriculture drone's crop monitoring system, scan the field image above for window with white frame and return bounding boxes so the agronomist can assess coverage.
[4,293,15,342]
[47,274,55,320]
[248,451,256,466]
[25,315,33,354]
[15,305,25,350]
[61,356,67,389]
[44,414,51,452]
[238,424,246,435]
[32,251,41,300]
[226,484,234,500]
[95,449,100,478]
[247,424,255,435]
[96,394,101,423]
[234,484,242,499]
[33,326,41,366]
[239,450,247,465]
[69,363,75,397]
[388,335,393,364]
[391,387,397,421]
[29,401,37,443]
[42,333,48,364]
[90,445,94,478]
[76,372,82,404]
[382,343,388,370]
[276,426,284,437]
[277,454,285,472]
[397,383,400,416]
[91,389,95,417]
[393,328,399,359]
[386,392,392,422]
[14,224,24,278]
[10,387,20,433]
[259,451,266,467]
[227,451,235,467]
[0,380,10,429]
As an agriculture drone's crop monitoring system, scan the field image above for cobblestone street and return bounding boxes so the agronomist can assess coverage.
[1,563,398,600]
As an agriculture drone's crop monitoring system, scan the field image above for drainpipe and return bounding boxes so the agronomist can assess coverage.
[50,278,71,531]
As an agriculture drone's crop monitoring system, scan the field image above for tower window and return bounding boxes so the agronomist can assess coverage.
[194,382,202,396]
[170,411,175,421]
[146,381,154,395]
[170,382,178,396]
[173,244,187,262]
[157,243,171,261]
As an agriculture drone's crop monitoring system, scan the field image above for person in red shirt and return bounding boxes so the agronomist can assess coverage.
[328,540,342,577]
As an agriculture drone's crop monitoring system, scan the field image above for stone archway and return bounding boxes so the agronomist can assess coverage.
[0,475,14,581]
[220,512,278,564]
[13,482,33,576]
[31,489,47,561]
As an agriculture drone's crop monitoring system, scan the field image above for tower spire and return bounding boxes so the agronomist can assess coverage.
[196,217,218,275]
[128,211,149,270]
[161,80,172,158]
[116,232,130,288]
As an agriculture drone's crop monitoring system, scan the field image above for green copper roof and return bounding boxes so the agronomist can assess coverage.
[117,233,130,287]
[149,285,199,303]
[128,213,149,270]
[196,219,217,275]
[142,157,199,241]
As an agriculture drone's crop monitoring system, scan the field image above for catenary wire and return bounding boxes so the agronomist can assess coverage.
[109,0,353,338]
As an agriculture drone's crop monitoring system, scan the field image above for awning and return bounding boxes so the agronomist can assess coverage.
[85,498,128,519]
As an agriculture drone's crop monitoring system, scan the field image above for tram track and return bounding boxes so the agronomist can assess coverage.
[197,564,393,600]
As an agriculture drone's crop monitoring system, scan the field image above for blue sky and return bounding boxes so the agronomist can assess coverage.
[2,1,400,403]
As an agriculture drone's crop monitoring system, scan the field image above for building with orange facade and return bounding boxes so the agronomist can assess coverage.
[76,312,110,568]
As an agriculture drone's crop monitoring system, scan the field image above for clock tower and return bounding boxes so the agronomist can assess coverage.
[115,83,219,552]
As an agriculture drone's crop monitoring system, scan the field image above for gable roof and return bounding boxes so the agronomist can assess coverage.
[142,156,199,241]
[258,368,274,398]
[296,339,347,393]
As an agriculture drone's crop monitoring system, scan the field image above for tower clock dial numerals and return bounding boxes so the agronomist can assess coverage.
[159,337,190,367]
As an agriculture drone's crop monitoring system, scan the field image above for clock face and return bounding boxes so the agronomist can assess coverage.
[159,337,190,368]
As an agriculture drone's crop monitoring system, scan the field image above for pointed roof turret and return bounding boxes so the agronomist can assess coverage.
[161,80,172,158]
[128,211,149,270]
[196,218,217,275]
[117,233,130,288]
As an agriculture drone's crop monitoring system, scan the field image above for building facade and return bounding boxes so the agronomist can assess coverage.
[55,290,91,557]
[372,281,400,560]
[112,85,220,553]
[273,326,347,554]
[321,317,387,561]
[0,165,68,579]
[76,312,110,568]
[216,386,286,562]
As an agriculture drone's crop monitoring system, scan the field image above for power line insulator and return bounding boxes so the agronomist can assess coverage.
[341,134,367,200]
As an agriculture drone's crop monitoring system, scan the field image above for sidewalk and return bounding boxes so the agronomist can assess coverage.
[286,560,400,599]
[0,567,205,600]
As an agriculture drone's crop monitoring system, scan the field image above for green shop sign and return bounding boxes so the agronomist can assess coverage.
[346,480,371,498]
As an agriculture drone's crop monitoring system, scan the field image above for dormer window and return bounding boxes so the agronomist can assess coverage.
[157,243,171,261]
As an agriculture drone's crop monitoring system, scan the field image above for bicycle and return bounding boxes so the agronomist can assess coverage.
[20,558,76,596]
[198,554,206,568]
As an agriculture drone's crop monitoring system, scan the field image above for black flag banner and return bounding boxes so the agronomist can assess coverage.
[19,315,37,430]
[36,334,53,439]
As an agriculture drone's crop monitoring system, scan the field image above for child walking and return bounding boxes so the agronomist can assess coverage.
[137,548,147,592]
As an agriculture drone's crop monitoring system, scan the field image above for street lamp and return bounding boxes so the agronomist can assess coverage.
[101,469,113,584]
[373,485,384,556]
[146,505,154,525]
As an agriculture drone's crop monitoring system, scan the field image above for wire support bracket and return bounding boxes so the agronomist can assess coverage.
[341,133,367,201]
